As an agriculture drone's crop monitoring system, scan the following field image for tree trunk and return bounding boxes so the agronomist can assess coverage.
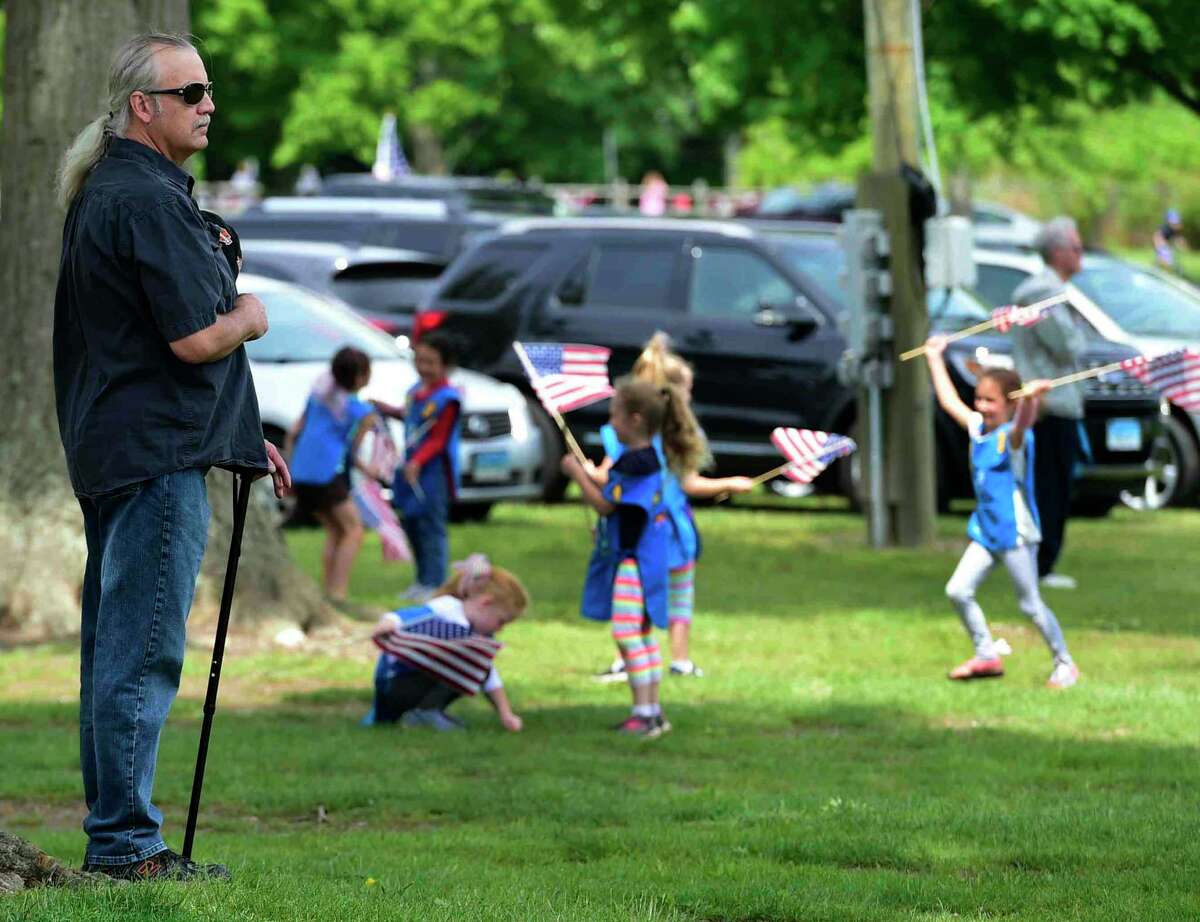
[0,0,328,642]
[0,829,104,892]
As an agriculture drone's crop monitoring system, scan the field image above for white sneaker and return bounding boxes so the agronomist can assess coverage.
[1040,573,1077,590]
[593,659,627,684]
[1047,661,1080,690]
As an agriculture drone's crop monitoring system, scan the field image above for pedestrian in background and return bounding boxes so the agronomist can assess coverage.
[1010,217,1086,590]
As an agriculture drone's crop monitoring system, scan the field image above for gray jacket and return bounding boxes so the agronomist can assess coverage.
[1010,268,1086,420]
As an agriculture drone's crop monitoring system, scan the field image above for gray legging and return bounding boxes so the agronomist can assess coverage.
[945,541,1072,664]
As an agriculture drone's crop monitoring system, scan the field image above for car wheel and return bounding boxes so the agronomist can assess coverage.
[1120,414,1199,511]
[526,397,568,503]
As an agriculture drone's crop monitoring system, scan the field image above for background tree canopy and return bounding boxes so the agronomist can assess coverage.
[189,0,1197,192]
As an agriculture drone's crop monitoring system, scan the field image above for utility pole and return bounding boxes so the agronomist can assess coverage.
[858,0,937,546]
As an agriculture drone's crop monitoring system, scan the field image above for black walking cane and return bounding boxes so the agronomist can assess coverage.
[182,472,253,861]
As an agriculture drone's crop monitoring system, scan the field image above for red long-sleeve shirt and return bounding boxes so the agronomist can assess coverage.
[409,380,460,468]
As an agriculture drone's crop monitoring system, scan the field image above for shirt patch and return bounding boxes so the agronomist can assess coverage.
[612,484,623,502]
[422,401,436,418]
[996,431,1007,455]
[218,227,233,247]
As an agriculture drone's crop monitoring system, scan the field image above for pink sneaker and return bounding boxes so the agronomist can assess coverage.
[1046,661,1080,689]
[948,657,1005,680]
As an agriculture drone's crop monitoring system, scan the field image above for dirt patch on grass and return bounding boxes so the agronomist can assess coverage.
[0,798,86,832]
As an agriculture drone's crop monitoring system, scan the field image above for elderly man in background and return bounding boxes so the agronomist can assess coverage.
[54,33,289,881]
[1010,217,1087,590]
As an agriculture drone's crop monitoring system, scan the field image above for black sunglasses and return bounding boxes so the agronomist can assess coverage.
[145,81,213,106]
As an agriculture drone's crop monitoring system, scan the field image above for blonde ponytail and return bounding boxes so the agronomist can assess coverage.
[660,383,711,477]
[57,116,116,209]
[631,332,710,475]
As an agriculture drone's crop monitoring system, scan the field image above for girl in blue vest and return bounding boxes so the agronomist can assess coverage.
[286,347,383,607]
[562,377,687,737]
[925,335,1079,689]
[590,333,753,680]
[364,555,529,732]
[375,331,463,599]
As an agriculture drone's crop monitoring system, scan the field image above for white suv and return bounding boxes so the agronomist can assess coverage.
[241,273,543,522]
[973,249,1200,508]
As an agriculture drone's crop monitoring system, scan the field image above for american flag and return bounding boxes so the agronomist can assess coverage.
[351,422,411,562]
[992,303,1048,333]
[374,618,502,696]
[353,479,412,562]
[372,113,410,181]
[515,342,615,414]
[1120,348,1200,411]
[770,428,858,484]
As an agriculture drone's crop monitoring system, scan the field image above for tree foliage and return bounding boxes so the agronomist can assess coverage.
[182,0,1200,186]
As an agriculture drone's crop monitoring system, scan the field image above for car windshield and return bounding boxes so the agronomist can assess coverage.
[769,236,992,331]
[1073,257,1200,339]
[242,284,399,363]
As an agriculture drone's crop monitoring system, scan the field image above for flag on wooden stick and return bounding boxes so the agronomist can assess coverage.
[515,341,615,414]
[770,428,858,484]
[1120,348,1200,411]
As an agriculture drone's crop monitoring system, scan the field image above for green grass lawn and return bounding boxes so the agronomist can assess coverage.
[2,501,1198,921]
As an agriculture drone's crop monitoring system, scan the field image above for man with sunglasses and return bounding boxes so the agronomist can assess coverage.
[1009,217,1088,591]
[53,33,290,882]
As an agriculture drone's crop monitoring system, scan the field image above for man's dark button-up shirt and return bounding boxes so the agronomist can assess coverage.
[54,138,268,497]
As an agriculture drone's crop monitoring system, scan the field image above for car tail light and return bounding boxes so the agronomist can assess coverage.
[412,310,447,343]
[366,317,402,334]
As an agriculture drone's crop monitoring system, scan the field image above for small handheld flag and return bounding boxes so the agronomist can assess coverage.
[374,616,502,696]
[1120,348,1200,411]
[899,292,1069,361]
[351,422,412,562]
[770,428,858,485]
[514,341,615,414]
[991,303,1046,334]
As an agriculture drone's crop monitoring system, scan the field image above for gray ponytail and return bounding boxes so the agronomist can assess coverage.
[56,32,196,209]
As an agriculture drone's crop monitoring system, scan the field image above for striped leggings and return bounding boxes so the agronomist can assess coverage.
[612,558,662,687]
[668,561,695,625]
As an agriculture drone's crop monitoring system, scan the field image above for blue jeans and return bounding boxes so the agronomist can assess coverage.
[77,469,210,864]
[399,469,449,588]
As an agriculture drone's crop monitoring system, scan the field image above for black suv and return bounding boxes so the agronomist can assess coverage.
[317,173,557,217]
[416,218,1160,511]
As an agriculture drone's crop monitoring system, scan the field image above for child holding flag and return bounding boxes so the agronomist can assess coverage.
[562,377,686,737]
[924,334,1079,689]
[592,333,753,679]
[374,331,463,600]
[365,554,528,732]
[286,347,384,607]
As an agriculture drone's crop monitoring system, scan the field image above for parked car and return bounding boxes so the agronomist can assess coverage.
[967,202,1042,251]
[232,197,501,264]
[317,173,557,217]
[412,218,1161,513]
[241,239,445,339]
[240,272,543,521]
[743,187,1042,250]
[973,248,1200,508]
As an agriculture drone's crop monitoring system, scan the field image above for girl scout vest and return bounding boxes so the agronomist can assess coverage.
[392,382,461,518]
[290,392,372,485]
[582,457,670,629]
[600,424,700,568]
[967,418,1041,553]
